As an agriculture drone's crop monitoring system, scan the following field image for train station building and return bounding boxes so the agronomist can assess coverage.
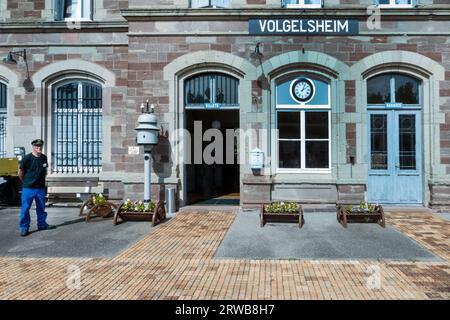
[0,0,449,209]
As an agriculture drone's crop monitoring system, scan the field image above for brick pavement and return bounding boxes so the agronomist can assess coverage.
[0,210,449,300]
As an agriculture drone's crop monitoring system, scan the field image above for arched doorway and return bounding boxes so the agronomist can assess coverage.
[184,72,240,205]
[367,73,423,204]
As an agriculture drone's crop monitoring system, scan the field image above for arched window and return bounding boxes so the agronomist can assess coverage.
[0,82,6,158]
[184,73,239,109]
[367,73,421,106]
[276,75,331,170]
[52,81,102,173]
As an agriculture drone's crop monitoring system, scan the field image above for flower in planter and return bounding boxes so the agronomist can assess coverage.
[145,201,156,212]
[343,202,378,214]
[134,201,145,212]
[92,193,107,206]
[265,201,298,214]
[122,198,133,211]
[121,199,156,213]
[359,201,367,212]
[285,202,298,213]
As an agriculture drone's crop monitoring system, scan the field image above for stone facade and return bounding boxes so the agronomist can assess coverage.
[0,1,449,209]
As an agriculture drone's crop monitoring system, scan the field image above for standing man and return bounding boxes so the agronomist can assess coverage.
[18,139,56,236]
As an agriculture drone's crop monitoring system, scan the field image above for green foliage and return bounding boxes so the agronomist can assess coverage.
[92,193,106,206]
[134,201,145,212]
[122,199,133,211]
[121,199,156,213]
[359,201,367,211]
[146,201,156,212]
[344,202,378,214]
[264,201,298,214]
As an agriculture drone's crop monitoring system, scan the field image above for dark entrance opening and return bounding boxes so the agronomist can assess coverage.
[185,109,239,205]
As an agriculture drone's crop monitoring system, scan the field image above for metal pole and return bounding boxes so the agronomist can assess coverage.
[144,146,151,204]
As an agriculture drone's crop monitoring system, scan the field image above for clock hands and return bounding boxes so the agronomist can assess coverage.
[292,79,313,102]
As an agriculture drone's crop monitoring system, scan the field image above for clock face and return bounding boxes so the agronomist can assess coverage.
[291,78,314,103]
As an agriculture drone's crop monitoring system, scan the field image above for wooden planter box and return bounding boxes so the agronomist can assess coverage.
[336,204,386,228]
[79,199,117,222]
[113,201,166,226]
[260,202,304,228]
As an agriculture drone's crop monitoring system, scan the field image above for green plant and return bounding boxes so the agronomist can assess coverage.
[121,199,156,213]
[122,198,133,211]
[272,202,282,213]
[285,202,298,213]
[146,201,156,212]
[367,203,376,214]
[92,193,106,206]
[359,201,367,212]
[133,201,145,212]
[265,201,298,214]
[345,205,353,214]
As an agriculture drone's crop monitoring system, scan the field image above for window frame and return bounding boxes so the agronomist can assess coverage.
[284,0,323,9]
[52,80,102,173]
[55,0,93,22]
[367,73,422,109]
[377,0,414,9]
[184,72,240,110]
[275,76,331,173]
[189,0,231,9]
[276,109,331,173]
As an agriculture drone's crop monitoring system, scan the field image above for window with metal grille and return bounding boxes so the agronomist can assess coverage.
[52,81,102,173]
[184,73,239,108]
[190,0,231,8]
[0,82,6,158]
[375,0,416,7]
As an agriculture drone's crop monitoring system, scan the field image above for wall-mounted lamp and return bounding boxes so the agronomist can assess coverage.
[3,49,26,65]
[2,49,34,92]
[250,43,270,92]
[250,42,263,60]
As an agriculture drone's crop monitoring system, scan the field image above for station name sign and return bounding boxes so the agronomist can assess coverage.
[249,19,359,35]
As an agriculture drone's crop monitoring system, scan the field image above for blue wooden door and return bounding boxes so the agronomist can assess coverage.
[368,110,422,204]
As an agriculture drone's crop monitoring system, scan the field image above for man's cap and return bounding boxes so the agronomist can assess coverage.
[31,139,44,146]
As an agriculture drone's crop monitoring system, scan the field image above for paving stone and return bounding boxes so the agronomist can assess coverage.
[0,210,449,299]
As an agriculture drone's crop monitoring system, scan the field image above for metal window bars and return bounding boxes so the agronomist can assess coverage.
[53,81,102,173]
[185,73,239,107]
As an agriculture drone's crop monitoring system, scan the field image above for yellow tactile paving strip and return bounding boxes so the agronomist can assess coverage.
[0,210,449,300]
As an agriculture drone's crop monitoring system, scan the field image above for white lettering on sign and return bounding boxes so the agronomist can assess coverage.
[256,19,351,34]
[204,103,221,109]
[128,146,140,155]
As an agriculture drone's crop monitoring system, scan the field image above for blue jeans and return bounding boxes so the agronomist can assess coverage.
[19,187,48,232]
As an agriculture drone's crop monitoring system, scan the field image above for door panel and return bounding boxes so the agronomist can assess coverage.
[368,110,422,204]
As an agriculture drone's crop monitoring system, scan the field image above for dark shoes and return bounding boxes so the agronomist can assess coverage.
[38,225,56,231]
[20,225,56,236]
[20,230,29,237]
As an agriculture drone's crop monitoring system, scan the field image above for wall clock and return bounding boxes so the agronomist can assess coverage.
[291,78,314,103]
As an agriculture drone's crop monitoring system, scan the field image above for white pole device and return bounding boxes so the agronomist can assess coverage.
[135,101,159,204]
